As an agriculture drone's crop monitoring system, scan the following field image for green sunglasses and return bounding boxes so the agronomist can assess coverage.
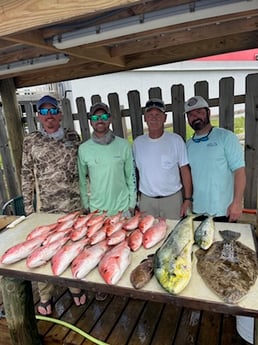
[90,113,110,122]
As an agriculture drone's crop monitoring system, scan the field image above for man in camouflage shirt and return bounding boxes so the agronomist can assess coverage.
[21,95,86,315]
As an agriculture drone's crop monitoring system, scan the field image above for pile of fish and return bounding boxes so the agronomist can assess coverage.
[196,230,258,304]
[0,210,167,285]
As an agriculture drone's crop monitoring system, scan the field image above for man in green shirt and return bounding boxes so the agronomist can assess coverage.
[78,102,137,216]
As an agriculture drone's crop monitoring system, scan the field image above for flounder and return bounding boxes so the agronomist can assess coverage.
[196,230,258,304]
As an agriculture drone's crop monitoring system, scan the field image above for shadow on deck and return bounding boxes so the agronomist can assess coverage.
[0,282,251,345]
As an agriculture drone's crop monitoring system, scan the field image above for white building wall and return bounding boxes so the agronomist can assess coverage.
[68,60,258,116]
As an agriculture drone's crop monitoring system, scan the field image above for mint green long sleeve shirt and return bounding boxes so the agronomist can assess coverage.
[78,136,136,216]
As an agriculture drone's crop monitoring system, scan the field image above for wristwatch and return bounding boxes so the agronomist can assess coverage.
[184,197,193,202]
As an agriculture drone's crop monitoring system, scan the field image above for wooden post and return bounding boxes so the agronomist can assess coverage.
[61,98,75,130]
[0,79,23,190]
[1,277,41,345]
[127,90,143,140]
[219,77,234,131]
[255,318,258,345]
[108,92,124,138]
[0,108,20,198]
[76,97,91,142]
[245,74,258,210]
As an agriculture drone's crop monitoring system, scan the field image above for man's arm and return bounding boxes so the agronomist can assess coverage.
[21,137,35,215]
[179,164,193,217]
[227,166,246,221]
[124,145,137,210]
[77,147,89,210]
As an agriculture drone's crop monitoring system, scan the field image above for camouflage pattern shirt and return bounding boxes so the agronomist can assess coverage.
[21,129,81,215]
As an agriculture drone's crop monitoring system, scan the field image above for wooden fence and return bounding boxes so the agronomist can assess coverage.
[0,74,258,212]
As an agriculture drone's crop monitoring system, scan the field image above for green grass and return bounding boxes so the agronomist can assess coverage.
[186,116,245,140]
[127,116,245,143]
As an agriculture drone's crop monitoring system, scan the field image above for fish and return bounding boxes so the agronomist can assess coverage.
[98,241,131,284]
[26,237,68,268]
[105,211,123,225]
[86,211,107,227]
[57,210,81,223]
[105,221,124,237]
[127,228,143,252]
[43,227,72,246]
[138,214,155,233]
[142,218,167,249]
[73,214,92,230]
[54,219,75,232]
[122,211,142,231]
[26,223,57,240]
[51,238,88,275]
[194,215,215,250]
[87,220,104,238]
[196,230,258,304]
[1,235,46,264]
[71,240,109,279]
[69,224,88,241]
[130,254,154,289]
[89,229,106,245]
[154,215,194,294]
[107,229,126,246]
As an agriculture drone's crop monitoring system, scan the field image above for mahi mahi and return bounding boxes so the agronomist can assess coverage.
[154,215,194,294]
[196,230,258,304]
[194,215,215,250]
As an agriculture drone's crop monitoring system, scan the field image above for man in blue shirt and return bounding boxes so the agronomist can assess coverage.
[185,96,246,222]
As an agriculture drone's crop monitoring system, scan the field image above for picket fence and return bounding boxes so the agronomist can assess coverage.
[0,74,258,212]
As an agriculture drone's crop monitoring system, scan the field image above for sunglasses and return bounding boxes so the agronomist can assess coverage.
[146,100,165,109]
[38,108,59,116]
[90,113,110,122]
[192,127,213,143]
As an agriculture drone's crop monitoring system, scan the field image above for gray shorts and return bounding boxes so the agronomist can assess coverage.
[139,190,183,220]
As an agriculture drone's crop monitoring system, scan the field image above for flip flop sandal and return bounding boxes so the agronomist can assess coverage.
[70,290,87,306]
[37,298,53,316]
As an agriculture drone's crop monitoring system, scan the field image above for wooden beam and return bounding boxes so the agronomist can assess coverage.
[0,0,142,36]
[3,32,125,67]
[110,14,258,57]
[66,46,125,67]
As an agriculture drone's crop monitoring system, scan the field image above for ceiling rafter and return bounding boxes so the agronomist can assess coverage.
[0,0,256,87]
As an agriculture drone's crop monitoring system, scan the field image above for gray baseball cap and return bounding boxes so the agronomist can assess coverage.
[185,96,209,113]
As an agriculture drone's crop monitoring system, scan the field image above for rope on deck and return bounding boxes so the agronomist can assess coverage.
[36,315,110,345]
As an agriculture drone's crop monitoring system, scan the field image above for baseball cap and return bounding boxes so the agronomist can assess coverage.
[37,95,59,109]
[184,96,209,113]
[145,98,166,112]
[89,102,110,116]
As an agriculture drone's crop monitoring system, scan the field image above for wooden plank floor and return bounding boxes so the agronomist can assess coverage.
[0,281,251,345]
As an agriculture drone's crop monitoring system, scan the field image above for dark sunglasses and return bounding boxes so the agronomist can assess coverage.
[38,108,59,116]
[192,127,213,143]
[146,100,165,109]
[90,113,110,122]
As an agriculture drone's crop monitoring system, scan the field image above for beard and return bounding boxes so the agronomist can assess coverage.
[190,114,210,131]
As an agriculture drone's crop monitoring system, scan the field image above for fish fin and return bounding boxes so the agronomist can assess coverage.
[219,230,241,241]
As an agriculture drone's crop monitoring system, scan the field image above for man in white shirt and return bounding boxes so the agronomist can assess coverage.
[133,98,192,219]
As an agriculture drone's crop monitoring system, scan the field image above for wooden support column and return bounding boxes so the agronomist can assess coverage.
[1,277,41,345]
[0,78,24,191]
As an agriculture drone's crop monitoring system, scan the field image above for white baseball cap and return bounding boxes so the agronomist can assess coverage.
[184,96,209,113]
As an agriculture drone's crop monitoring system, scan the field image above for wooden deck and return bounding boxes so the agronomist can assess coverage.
[0,282,251,345]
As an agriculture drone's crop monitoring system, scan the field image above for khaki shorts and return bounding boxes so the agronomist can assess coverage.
[139,190,182,220]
